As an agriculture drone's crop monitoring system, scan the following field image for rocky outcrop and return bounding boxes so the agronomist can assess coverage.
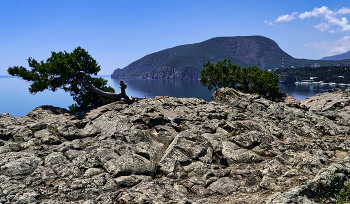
[1,88,350,203]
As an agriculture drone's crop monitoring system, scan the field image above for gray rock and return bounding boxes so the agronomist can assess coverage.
[231,131,274,149]
[55,164,82,178]
[89,148,119,164]
[183,161,209,176]
[267,161,350,203]
[159,132,209,170]
[208,177,240,195]
[103,154,155,177]
[84,168,105,177]
[193,198,218,204]
[6,142,22,152]
[260,175,277,189]
[222,141,263,164]
[149,125,178,145]
[0,176,26,197]
[1,156,43,176]
[114,175,152,187]
[134,141,164,161]
[24,176,43,186]
[57,123,101,140]
[191,184,211,196]
[158,158,187,178]
[121,129,153,144]
[114,179,189,203]
[159,136,193,166]
[202,132,228,150]
[12,127,33,143]
[45,152,70,167]
[42,135,62,145]
[65,188,103,201]
[0,144,12,154]
[10,190,40,204]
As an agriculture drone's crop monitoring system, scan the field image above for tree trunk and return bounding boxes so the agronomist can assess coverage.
[75,71,132,102]
[83,79,131,102]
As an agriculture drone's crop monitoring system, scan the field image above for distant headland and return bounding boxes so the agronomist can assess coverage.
[111,36,350,79]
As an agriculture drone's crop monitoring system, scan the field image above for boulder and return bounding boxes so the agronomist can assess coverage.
[103,154,155,177]
[208,177,240,195]
[222,141,263,164]
[1,156,43,176]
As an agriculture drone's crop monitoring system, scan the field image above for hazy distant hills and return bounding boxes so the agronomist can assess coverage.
[111,36,349,79]
[321,50,350,60]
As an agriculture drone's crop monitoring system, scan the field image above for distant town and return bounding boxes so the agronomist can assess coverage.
[275,58,350,85]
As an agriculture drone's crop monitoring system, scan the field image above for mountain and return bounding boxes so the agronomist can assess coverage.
[321,50,350,60]
[111,36,349,79]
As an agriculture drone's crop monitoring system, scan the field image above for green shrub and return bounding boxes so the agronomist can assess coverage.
[200,59,279,99]
[313,174,350,203]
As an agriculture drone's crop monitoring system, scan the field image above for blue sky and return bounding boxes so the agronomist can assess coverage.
[1,0,350,75]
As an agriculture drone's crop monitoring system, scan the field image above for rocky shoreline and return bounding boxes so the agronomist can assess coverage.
[1,88,350,203]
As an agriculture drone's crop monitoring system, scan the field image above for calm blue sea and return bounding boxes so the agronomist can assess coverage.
[0,75,348,117]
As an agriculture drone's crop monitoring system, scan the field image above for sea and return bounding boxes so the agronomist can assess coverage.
[0,75,348,117]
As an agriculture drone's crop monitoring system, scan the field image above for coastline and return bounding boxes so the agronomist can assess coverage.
[1,76,348,117]
[295,81,350,86]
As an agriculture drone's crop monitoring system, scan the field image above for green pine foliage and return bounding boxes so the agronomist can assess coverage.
[200,59,279,99]
[7,47,115,111]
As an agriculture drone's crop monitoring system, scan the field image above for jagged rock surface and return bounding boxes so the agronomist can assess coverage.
[1,88,350,203]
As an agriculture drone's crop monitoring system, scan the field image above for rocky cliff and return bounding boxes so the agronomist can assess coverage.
[1,88,350,203]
